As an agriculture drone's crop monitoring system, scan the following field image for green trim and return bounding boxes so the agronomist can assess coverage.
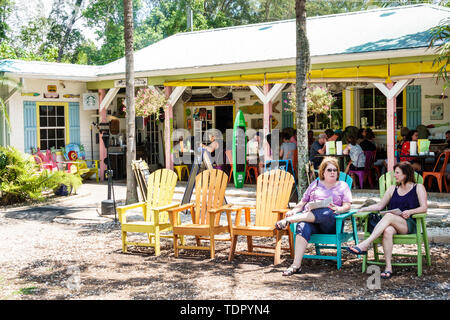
[86,80,115,90]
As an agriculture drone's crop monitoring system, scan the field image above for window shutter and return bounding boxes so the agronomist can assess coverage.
[23,101,37,153]
[281,92,293,129]
[68,102,80,144]
[406,85,421,130]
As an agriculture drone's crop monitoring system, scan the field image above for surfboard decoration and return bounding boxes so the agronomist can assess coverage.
[232,110,246,188]
[21,92,40,96]
[63,94,81,98]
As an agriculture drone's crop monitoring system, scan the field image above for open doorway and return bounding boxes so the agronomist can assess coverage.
[215,105,234,138]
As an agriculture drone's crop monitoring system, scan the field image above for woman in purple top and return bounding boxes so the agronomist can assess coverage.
[275,157,352,276]
[347,162,427,279]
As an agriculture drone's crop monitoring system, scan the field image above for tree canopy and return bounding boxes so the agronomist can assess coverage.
[1,0,448,65]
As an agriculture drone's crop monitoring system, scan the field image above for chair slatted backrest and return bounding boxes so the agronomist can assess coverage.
[194,169,228,225]
[146,169,178,223]
[379,171,423,198]
[431,151,450,174]
[255,169,295,227]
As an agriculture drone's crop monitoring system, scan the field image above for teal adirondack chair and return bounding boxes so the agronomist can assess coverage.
[289,172,358,270]
[353,171,431,276]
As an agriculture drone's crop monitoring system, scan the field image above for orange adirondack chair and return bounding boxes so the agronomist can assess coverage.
[422,151,450,193]
[167,169,233,259]
[227,169,295,265]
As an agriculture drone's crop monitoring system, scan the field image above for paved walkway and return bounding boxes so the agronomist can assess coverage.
[3,179,448,243]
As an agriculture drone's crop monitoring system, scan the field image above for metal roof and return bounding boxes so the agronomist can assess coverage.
[1,4,448,80]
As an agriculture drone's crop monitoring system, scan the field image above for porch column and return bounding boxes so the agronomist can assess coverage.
[164,86,173,170]
[263,83,272,160]
[374,80,411,172]
[98,89,107,181]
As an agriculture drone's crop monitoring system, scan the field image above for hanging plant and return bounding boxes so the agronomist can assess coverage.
[285,86,335,116]
[122,88,168,118]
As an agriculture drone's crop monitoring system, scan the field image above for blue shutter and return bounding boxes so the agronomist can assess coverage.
[281,92,294,129]
[68,102,80,144]
[406,85,421,130]
[23,101,37,153]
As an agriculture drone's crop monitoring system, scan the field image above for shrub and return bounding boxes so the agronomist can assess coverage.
[0,146,82,206]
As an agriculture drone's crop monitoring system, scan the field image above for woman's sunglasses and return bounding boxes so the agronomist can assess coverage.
[326,168,338,172]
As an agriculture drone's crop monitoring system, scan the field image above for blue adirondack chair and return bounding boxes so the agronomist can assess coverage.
[289,172,358,269]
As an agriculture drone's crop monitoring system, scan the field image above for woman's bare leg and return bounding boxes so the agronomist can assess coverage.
[382,226,397,274]
[292,234,308,268]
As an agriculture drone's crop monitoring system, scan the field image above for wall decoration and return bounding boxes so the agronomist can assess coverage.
[82,92,99,110]
[239,101,280,114]
[21,92,40,96]
[43,93,59,98]
[430,103,444,120]
[47,85,57,93]
[63,94,80,98]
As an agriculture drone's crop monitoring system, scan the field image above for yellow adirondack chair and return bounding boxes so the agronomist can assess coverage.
[167,169,233,259]
[116,169,181,256]
[227,169,295,265]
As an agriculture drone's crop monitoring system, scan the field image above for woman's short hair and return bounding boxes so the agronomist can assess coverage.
[393,162,416,184]
[318,157,340,180]
[405,130,418,142]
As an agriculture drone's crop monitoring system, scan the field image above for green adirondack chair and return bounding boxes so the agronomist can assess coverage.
[289,172,358,270]
[353,171,431,276]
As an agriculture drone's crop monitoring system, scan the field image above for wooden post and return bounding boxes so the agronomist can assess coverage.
[164,86,173,170]
[98,89,107,181]
[263,83,272,161]
[386,83,396,173]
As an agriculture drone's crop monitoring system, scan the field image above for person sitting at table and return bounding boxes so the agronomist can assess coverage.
[309,133,327,169]
[347,162,428,279]
[274,157,352,276]
[343,135,366,185]
[325,128,339,142]
[280,132,297,163]
[308,130,314,150]
[399,129,421,172]
[357,128,367,144]
[360,128,377,152]
[445,130,450,149]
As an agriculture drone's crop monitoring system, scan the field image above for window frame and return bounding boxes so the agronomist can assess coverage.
[36,102,70,150]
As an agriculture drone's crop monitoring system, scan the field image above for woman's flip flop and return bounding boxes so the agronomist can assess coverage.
[381,271,393,279]
[346,246,368,255]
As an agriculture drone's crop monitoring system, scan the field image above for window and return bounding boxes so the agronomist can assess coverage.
[359,88,403,130]
[39,104,66,150]
[308,92,343,130]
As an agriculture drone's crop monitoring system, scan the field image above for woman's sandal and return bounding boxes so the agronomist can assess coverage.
[275,219,290,231]
[381,270,393,279]
[282,265,302,277]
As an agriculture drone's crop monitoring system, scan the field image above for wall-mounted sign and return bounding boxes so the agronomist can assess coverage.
[47,85,57,93]
[114,78,148,88]
[83,92,99,110]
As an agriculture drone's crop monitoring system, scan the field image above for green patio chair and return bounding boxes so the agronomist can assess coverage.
[289,172,358,270]
[353,171,431,276]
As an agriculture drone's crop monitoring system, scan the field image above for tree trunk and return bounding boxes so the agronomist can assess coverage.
[56,0,83,62]
[123,0,137,204]
[295,0,310,195]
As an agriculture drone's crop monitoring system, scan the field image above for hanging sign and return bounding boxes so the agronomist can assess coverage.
[47,85,57,93]
[83,92,99,110]
[114,78,148,88]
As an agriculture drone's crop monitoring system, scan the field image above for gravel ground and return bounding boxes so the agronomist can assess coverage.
[0,192,449,300]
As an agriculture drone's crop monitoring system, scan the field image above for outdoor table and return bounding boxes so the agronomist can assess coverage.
[315,154,349,171]
[401,153,437,172]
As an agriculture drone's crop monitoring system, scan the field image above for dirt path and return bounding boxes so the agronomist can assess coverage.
[0,194,449,300]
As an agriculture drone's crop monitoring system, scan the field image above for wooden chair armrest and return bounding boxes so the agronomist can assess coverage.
[116,202,146,223]
[152,202,181,212]
[272,209,289,214]
[208,204,233,214]
[412,213,427,219]
[167,203,195,214]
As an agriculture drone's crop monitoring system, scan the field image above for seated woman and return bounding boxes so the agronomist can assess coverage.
[399,130,421,172]
[347,162,427,279]
[274,157,352,276]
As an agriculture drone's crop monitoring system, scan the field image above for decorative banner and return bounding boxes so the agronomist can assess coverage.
[83,92,99,110]
[114,78,148,88]
[63,94,81,98]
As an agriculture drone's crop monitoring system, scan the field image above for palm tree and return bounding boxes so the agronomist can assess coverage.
[428,17,450,92]
[123,0,138,204]
[295,0,310,194]
[0,76,22,131]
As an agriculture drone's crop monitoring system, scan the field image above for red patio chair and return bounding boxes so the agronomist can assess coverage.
[422,151,450,193]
